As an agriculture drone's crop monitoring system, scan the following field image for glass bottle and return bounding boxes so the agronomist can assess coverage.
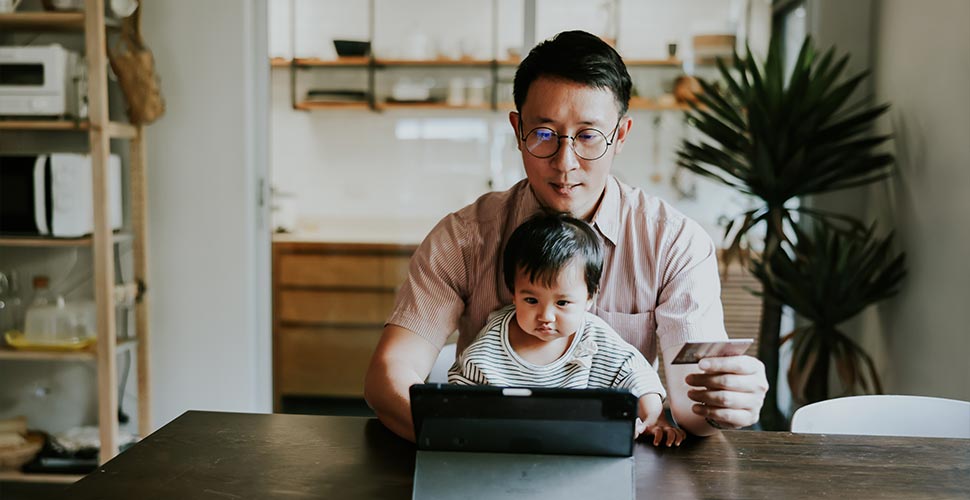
[24,275,69,343]
[0,270,25,334]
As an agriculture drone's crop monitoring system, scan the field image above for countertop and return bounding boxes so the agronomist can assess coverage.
[272,216,440,245]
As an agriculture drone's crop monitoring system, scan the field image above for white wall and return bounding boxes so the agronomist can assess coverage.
[270,0,772,239]
[811,0,970,401]
[866,0,970,400]
[142,0,271,429]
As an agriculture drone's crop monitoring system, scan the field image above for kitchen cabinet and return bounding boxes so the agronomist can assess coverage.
[0,1,153,483]
[272,241,416,410]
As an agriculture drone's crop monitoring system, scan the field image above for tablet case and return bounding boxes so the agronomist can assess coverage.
[409,384,638,457]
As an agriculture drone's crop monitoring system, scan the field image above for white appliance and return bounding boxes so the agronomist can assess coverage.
[0,44,87,117]
[0,154,123,238]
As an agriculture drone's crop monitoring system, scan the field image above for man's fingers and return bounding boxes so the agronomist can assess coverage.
[687,389,763,409]
[685,372,763,392]
[698,354,764,376]
[691,403,759,429]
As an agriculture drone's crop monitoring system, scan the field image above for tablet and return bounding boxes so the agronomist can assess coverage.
[409,384,638,457]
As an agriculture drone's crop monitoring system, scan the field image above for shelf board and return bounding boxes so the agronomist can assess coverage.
[0,12,118,31]
[0,470,83,484]
[0,338,138,362]
[626,58,683,67]
[294,101,371,111]
[376,102,492,111]
[376,58,493,67]
[0,232,133,248]
[270,57,291,67]
[629,97,691,111]
[293,57,370,67]
[0,120,137,138]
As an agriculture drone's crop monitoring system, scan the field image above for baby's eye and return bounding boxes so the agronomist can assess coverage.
[524,297,538,304]
[556,300,571,307]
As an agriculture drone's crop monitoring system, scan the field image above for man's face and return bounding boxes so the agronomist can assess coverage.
[510,77,632,220]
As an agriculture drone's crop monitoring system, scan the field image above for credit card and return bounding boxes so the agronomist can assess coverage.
[670,339,754,364]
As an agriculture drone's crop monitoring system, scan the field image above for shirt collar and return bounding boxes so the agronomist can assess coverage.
[513,176,621,246]
[590,176,620,247]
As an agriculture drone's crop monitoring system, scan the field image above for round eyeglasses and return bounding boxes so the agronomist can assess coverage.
[519,119,621,161]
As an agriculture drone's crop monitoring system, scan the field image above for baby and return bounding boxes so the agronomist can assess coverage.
[449,211,685,446]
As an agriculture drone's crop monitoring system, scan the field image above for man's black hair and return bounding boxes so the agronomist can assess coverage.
[513,30,632,117]
[503,211,604,297]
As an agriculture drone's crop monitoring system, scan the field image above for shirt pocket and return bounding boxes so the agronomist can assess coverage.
[592,308,658,362]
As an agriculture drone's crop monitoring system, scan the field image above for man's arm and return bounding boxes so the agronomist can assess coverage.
[364,324,440,442]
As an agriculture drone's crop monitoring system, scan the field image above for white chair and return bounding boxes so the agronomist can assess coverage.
[427,343,457,383]
[790,395,970,438]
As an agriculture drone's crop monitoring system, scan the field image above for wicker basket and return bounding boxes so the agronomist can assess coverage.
[0,432,44,470]
[108,6,165,125]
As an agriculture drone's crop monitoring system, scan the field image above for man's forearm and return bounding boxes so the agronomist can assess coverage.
[364,360,422,442]
[364,324,442,443]
[664,354,718,437]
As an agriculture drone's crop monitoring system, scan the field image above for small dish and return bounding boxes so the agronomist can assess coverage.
[4,330,95,351]
[333,40,371,58]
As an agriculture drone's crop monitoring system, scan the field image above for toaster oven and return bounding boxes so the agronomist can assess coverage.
[0,44,87,117]
[0,154,122,238]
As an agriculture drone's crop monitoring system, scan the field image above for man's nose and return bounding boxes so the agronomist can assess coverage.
[550,138,580,172]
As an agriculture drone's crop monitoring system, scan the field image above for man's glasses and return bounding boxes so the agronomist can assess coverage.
[518,119,621,161]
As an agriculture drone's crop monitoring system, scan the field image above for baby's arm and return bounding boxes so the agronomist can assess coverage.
[635,393,686,447]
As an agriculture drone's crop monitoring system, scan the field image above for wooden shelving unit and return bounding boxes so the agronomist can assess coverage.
[0,232,133,248]
[0,339,137,362]
[629,97,692,111]
[293,101,370,111]
[0,120,137,138]
[0,470,84,484]
[0,1,153,483]
[0,11,117,31]
[376,102,492,111]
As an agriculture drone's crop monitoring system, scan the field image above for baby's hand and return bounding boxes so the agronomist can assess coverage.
[633,393,685,446]
[640,416,686,447]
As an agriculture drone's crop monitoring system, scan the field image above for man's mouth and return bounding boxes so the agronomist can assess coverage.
[550,182,581,195]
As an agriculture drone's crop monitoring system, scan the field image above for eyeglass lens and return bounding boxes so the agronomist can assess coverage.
[524,127,610,160]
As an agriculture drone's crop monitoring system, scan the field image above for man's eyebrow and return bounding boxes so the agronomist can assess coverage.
[528,116,601,127]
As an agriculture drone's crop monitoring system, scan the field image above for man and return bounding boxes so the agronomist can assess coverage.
[365,30,768,442]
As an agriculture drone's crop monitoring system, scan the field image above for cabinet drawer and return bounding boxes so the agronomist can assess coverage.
[279,253,413,289]
[278,289,393,325]
[277,327,381,397]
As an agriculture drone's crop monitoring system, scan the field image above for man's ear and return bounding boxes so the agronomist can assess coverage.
[509,111,522,152]
[612,115,633,155]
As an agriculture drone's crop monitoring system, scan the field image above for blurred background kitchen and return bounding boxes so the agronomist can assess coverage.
[0,0,967,494]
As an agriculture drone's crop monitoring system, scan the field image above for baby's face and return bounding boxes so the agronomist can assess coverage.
[512,259,593,342]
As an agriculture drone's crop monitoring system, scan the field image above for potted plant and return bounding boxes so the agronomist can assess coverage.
[750,223,906,406]
[676,37,903,429]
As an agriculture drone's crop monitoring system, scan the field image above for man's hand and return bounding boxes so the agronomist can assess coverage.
[684,355,768,429]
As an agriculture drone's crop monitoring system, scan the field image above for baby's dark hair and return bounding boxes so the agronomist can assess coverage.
[502,211,604,297]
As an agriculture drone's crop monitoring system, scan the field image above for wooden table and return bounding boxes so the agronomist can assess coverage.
[66,411,970,499]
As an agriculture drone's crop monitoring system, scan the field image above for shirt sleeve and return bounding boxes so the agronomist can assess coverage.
[386,213,472,350]
[614,351,667,400]
[654,217,729,356]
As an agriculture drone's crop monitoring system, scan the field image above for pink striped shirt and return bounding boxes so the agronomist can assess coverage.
[387,176,727,365]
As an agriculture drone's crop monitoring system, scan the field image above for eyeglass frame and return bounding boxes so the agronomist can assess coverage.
[516,116,623,161]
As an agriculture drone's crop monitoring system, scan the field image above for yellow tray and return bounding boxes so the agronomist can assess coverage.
[3,330,96,351]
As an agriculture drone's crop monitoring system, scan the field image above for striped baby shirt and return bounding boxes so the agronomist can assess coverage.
[448,305,666,400]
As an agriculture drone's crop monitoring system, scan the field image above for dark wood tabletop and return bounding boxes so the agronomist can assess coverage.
[66,411,970,499]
